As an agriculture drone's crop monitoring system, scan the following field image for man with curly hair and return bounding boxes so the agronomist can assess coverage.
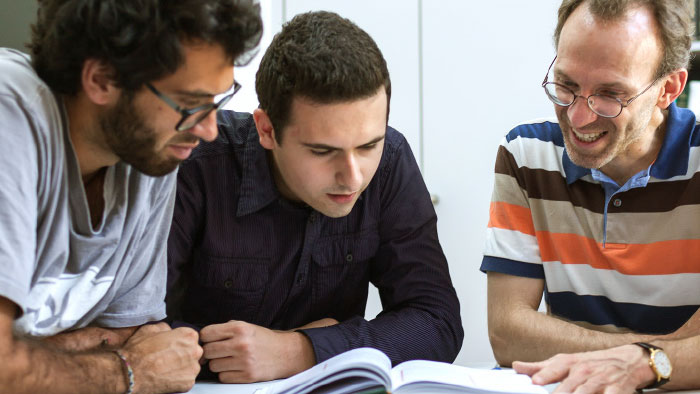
[0,1,261,392]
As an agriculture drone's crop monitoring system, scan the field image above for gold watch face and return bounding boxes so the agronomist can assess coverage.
[651,349,672,378]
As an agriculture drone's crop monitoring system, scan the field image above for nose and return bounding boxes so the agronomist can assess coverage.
[188,110,219,142]
[336,153,362,192]
[566,96,598,129]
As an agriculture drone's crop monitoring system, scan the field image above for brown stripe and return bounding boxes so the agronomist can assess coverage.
[495,145,700,214]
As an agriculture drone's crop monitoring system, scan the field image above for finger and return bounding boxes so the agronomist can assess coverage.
[172,326,200,343]
[530,355,578,386]
[553,366,592,394]
[512,360,545,376]
[202,338,238,360]
[200,321,240,343]
[208,355,248,373]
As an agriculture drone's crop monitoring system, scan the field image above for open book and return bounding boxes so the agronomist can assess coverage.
[253,348,547,394]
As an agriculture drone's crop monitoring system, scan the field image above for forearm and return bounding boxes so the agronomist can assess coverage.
[301,307,462,365]
[490,306,661,366]
[1,337,126,394]
[41,326,138,352]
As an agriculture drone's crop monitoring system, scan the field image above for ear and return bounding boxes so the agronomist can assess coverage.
[81,58,120,106]
[253,108,278,149]
[656,68,688,109]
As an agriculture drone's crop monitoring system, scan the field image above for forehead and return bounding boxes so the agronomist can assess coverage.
[151,42,234,94]
[284,88,388,145]
[556,3,662,85]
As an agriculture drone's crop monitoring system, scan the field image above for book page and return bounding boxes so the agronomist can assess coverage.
[254,347,391,394]
[390,360,548,394]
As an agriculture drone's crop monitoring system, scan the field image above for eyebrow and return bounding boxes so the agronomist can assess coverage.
[553,70,633,91]
[302,135,386,151]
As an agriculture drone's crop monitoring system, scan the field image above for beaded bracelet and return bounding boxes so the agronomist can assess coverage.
[113,350,135,394]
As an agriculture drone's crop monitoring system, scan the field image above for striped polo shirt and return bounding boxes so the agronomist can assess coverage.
[481,102,700,334]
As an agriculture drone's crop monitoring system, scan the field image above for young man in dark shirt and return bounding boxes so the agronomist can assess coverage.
[167,11,464,383]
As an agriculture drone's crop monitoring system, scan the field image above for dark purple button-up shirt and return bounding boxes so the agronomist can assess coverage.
[167,111,463,367]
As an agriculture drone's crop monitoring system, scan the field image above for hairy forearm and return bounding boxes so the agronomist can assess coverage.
[1,337,125,394]
[490,307,661,366]
[41,326,138,352]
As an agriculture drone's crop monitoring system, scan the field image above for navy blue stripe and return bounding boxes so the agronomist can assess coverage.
[505,121,564,146]
[547,291,698,334]
[480,256,544,279]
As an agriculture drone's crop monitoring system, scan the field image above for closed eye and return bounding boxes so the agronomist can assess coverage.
[360,143,378,150]
[310,149,332,156]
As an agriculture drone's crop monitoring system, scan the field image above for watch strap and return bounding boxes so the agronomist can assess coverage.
[633,342,670,390]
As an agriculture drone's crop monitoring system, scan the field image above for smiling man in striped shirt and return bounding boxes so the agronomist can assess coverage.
[481,0,700,391]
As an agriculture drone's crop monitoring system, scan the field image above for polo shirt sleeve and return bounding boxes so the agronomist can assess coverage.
[300,129,464,365]
[480,135,544,279]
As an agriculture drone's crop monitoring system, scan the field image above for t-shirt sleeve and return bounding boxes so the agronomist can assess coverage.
[92,173,177,327]
[480,136,544,279]
[0,93,41,312]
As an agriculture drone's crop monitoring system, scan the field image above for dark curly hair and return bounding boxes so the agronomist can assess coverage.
[30,0,263,95]
[255,11,391,143]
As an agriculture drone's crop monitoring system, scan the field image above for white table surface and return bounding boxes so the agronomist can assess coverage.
[186,360,700,393]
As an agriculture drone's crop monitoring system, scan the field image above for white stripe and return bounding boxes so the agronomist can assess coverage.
[543,261,700,307]
[501,136,565,174]
[484,227,542,265]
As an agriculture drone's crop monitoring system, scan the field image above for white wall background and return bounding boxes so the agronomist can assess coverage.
[232,0,560,365]
[0,0,560,365]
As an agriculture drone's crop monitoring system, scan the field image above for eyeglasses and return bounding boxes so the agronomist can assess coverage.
[541,56,658,118]
[146,81,241,131]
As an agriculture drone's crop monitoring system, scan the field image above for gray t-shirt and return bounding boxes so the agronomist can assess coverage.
[0,48,175,336]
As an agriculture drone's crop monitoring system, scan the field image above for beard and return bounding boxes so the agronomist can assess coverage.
[558,105,654,170]
[99,93,198,177]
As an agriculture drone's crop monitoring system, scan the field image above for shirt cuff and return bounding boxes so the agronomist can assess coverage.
[480,256,544,279]
[297,325,350,364]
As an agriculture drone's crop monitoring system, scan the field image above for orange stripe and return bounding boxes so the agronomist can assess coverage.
[488,202,536,236]
[538,232,700,275]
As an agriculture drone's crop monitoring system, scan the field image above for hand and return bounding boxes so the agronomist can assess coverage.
[120,323,202,394]
[513,345,656,394]
[200,320,315,383]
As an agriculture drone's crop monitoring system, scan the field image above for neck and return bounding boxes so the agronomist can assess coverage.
[599,108,666,185]
[64,94,119,182]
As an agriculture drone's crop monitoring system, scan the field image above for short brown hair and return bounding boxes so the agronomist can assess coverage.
[255,11,391,143]
[553,0,693,78]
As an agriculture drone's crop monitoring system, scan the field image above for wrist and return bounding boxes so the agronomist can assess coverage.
[112,350,135,394]
[285,331,316,376]
[630,345,657,390]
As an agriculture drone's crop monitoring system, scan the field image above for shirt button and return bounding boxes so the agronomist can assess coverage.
[296,275,304,284]
[346,253,353,262]
[308,213,316,223]
[613,198,622,207]
[224,279,233,288]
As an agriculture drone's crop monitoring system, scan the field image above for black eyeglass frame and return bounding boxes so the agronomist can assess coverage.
[541,56,659,118]
[146,81,241,131]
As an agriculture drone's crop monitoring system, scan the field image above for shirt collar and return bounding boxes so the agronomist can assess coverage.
[563,102,696,184]
[233,117,280,217]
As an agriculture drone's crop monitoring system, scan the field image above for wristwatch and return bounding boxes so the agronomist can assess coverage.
[633,342,672,390]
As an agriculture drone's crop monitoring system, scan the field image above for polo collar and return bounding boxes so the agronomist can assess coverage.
[563,102,696,184]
